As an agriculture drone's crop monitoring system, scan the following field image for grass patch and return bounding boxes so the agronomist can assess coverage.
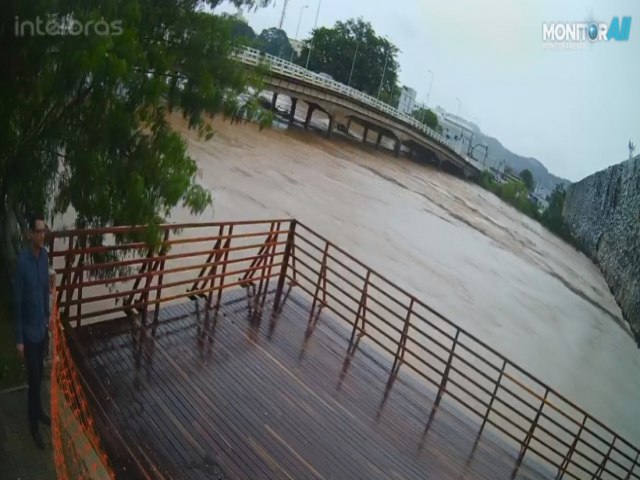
[0,273,25,390]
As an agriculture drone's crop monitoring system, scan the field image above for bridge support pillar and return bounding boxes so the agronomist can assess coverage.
[394,139,401,158]
[326,115,334,138]
[375,132,383,149]
[271,92,278,111]
[304,105,315,130]
[362,126,369,144]
[288,98,298,125]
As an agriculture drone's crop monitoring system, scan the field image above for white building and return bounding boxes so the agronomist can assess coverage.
[397,87,417,114]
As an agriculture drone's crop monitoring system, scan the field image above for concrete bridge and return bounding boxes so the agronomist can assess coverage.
[235,47,483,178]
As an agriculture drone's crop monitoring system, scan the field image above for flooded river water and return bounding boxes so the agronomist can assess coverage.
[164,113,640,447]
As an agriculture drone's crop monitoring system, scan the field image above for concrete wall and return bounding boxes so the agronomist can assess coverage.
[563,156,640,343]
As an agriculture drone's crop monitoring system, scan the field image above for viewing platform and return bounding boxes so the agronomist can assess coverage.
[49,220,640,479]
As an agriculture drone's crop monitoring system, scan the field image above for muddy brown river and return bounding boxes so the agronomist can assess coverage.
[160,113,640,448]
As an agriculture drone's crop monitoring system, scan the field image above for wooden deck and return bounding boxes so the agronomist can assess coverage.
[74,287,554,479]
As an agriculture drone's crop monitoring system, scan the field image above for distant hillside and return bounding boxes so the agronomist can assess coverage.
[479,134,570,192]
[453,117,570,192]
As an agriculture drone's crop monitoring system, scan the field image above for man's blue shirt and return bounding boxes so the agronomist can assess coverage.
[14,247,50,344]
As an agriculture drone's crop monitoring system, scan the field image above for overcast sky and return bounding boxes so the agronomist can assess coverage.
[218,0,639,182]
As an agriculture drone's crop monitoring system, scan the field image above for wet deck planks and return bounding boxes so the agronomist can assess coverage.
[75,288,553,479]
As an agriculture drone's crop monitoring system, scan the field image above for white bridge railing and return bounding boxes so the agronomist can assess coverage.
[234,47,452,148]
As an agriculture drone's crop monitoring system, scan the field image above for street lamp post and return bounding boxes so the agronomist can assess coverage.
[377,43,390,100]
[290,4,309,62]
[426,70,434,108]
[304,0,322,69]
[347,40,359,87]
[420,70,434,125]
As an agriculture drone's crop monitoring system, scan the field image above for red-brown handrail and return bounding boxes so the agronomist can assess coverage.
[48,218,639,480]
[50,220,292,329]
[290,221,640,480]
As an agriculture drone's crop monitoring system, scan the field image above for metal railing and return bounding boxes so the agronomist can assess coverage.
[234,47,453,146]
[288,221,640,480]
[50,220,292,329]
[50,219,640,479]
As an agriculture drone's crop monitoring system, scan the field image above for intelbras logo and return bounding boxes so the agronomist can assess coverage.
[542,16,631,49]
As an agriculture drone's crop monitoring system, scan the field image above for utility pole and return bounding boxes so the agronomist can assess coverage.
[290,4,309,62]
[377,43,390,100]
[305,0,322,69]
[347,41,359,87]
[421,70,434,124]
[278,0,290,30]
[426,70,434,108]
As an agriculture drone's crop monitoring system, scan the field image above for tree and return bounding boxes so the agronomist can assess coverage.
[257,27,294,59]
[223,13,257,43]
[412,107,439,130]
[298,18,400,100]
[500,180,529,207]
[379,82,401,107]
[542,185,570,238]
[0,0,272,271]
[519,169,535,191]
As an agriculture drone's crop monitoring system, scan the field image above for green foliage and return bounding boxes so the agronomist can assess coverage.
[478,171,541,221]
[378,84,402,107]
[257,27,295,59]
[298,18,400,100]
[0,0,271,254]
[412,107,439,130]
[478,171,579,242]
[223,13,257,42]
[519,169,535,191]
[541,185,574,242]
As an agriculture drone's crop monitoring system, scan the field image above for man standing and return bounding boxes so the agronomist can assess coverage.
[14,213,51,449]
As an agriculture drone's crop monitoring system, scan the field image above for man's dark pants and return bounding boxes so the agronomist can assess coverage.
[24,331,48,429]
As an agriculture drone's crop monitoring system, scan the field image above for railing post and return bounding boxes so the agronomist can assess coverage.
[305,241,329,339]
[153,229,170,325]
[216,224,233,308]
[378,297,414,416]
[61,234,75,322]
[76,234,87,329]
[192,224,223,293]
[348,270,370,349]
[321,247,328,305]
[273,221,296,313]
[124,248,153,310]
[140,255,159,328]
[424,329,460,435]
[478,358,507,439]
[389,298,414,377]
[556,414,586,480]
[624,451,639,480]
[254,221,278,314]
[511,389,549,479]
[593,436,616,480]
[262,221,281,308]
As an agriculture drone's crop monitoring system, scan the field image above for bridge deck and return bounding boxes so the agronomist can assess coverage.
[75,288,552,479]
